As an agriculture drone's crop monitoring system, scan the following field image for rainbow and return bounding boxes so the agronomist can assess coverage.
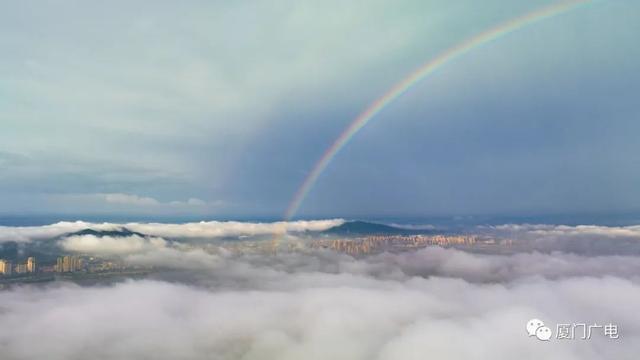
[284,0,594,220]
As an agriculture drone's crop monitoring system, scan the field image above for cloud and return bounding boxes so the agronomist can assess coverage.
[490,224,640,239]
[113,246,640,287]
[100,193,209,208]
[363,247,640,283]
[0,0,453,216]
[46,229,640,289]
[0,219,345,243]
[1,1,638,217]
[0,221,120,243]
[59,234,167,255]
[0,251,638,359]
[103,193,160,206]
[1,220,640,359]
[387,223,436,231]
[170,198,207,206]
[4,220,639,257]
[123,219,344,239]
[483,224,640,255]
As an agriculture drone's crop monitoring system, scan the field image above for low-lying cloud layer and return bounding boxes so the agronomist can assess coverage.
[485,224,640,255]
[152,248,640,286]
[1,221,639,359]
[0,249,638,360]
[0,219,345,243]
[59,234,168,256]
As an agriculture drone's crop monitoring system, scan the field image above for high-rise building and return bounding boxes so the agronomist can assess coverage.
[64,256,73,272]
[26,257,37,273]
[14,263,27,274]
[57,256,81,273]
[0,259,12,275]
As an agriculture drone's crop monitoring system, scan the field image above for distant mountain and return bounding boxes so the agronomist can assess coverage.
[322,220,433,236]
[64,228,147,238]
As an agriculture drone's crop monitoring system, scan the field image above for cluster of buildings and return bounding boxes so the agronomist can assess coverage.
[55,256,83,273]
[206,233,508,257]
[310,234,483,255]
[0,257,37,276]
[0,255,127,278]
[52,255,126,273]
[0,256,85,276]
[0,234,513,279]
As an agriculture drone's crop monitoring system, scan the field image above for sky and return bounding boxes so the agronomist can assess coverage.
[1,0,639,219]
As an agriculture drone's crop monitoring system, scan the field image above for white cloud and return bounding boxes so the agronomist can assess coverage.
[103,193,160,206]
[0,219,344,243]
[482,224,640,254]
[59,235,167,255]
[388,223,436,230]
[107,245,640,286]
[0,221,120,243]
[1,222,640,359]
[100,193,209,208]
[169,198,207,207]
[0,255,637,360]
[363,247,640,283]
[124,219,344,239]
[489,224,640,239]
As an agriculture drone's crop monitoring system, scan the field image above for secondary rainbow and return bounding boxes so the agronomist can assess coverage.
[284,0,594,220]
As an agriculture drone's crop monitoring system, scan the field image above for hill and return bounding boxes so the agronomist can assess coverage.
[64,228,147,238]
[322,220,431,236]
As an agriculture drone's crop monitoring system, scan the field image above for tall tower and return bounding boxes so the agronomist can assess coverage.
[63,256,71,272]
[26,257,36,273]
[0,259,12,275]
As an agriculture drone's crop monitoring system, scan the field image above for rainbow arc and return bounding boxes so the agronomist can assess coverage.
[284,0,594,221]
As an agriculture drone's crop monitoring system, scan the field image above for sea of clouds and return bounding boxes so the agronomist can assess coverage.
[0,219,345,243]
[0,221,639,359]
[484,223,640,255]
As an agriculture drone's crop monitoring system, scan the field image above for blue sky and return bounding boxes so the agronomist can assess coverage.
[1,0,639,218]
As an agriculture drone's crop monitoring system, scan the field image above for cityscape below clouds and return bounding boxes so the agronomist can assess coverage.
[1,0,638,359]
[0,218,639,359]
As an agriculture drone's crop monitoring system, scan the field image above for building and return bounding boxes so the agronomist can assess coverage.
[63,256,74,272]
[56,256,82,273]
[0,259,12,275]
[26,257,37,273]
[14,263,27,274]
